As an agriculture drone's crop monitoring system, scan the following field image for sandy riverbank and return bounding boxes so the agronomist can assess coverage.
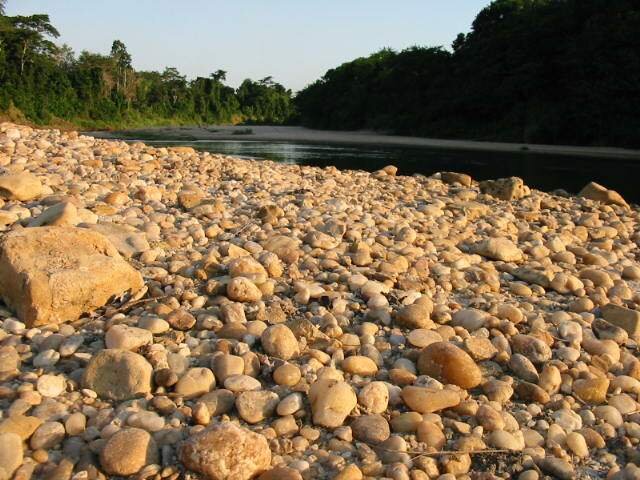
[90,125,640,159]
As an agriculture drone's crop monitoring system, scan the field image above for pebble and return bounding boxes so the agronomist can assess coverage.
[417,342,482,388]
[100,428,159,476]
[261,324,300,360]
[179,423,271,480]
[36,374,65,398]
[309,379,357,428]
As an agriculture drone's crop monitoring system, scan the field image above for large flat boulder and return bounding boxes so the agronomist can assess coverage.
[0,227,144,327]
[0,172,42,201]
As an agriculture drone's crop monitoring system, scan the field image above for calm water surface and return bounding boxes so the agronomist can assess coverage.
[97,135,640,204]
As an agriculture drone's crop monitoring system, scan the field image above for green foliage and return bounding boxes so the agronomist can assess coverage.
[297,0,640,147]
[0,5,295,129]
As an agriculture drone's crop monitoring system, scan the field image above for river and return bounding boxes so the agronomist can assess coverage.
[90,127,640,203]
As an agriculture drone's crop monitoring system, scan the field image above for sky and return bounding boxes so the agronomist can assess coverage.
[7,1,490,92]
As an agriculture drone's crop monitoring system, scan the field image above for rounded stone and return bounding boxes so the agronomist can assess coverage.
[341,356,378,376]
[235,391,280,424]
[100,428,159,477]
[0,432,23,479]
[82,349,153,401]
[36,374,66,398]
[273,363,301,386]
[105,324,153,350]
[227,277,263,302]
[401,386,461,413]
[261,325,299,360]
[351,414,390,444]
[417,342,482,389]
[357,382,389,414]
[179,423,271,480]
[174,368,216,399]
[309,379,357,428]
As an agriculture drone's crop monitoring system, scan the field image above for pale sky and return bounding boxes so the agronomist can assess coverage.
[8,1,490,92]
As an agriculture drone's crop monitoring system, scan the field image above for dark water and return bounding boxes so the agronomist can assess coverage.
[99,136,640,203]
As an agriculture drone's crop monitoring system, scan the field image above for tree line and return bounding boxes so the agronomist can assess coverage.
[2,0,639,148]
[296,0,640,148]
[0,1,295,128]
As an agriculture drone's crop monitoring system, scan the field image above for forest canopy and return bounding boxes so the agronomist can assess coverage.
[0,1,295,129]
[296,0,640,147]
[1,0,639,148]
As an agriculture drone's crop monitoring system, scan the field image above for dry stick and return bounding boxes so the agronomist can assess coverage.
[372,446,516,458]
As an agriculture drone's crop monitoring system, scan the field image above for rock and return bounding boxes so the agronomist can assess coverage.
[537,457,574,480]
[30,421,65,450]
[179,423,271,480]
[258,467,303,480]
[166,309,197,331]
[417,342,482,388]
[175,368,216,399]
[200,390,236,417]
[0,415,42,440]
[508,353,539,383]
[261,324,299,360]
[85,223,150,258]
[236,391,279,424]
[470,237,523,262]
[83,349,153,401]
[515,382,550,404]
[511,335,552,364]
[401,386,461,413]
[479,177,527,201]
[227,277,263,302]
[36,374,66,398]
[394,300,435,329]
[334,465,364,480]
[341,356,378,376]
[178,187,205,209]
[358,382,389,414]
[441,171,472,187]
[600,304,640,340]
[224,374,262,392]
[64,412,86,436]
[573,377,609,404]
[309,379,357,428]
[0,227,143,327]
[0,172,42,201]
[0,432,23,479]
[566,432,589,457]
[262,235,301,264]
[100,428,159,476]
[105,324,153,350]
[28,202,79,228]
[417,421,446,449]
[0,346,20,381]
[212,354,246,383]
[272,363,301,386]
[579,181,628,208]
[487,430,525,451]
[277,393,304,416]
[351,414,390,444]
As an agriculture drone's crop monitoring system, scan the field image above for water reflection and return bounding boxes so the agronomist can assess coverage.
[117,138,640,203]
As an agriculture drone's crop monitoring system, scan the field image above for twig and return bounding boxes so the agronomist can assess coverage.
[372,445,516,458]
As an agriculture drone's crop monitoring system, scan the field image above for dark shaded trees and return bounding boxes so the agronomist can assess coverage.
[297,0,640,147]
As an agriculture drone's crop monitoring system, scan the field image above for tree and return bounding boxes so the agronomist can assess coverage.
[0,0,6,16]
[210,69,226,82]
[5,14,59,75]
[110,39,132,92]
